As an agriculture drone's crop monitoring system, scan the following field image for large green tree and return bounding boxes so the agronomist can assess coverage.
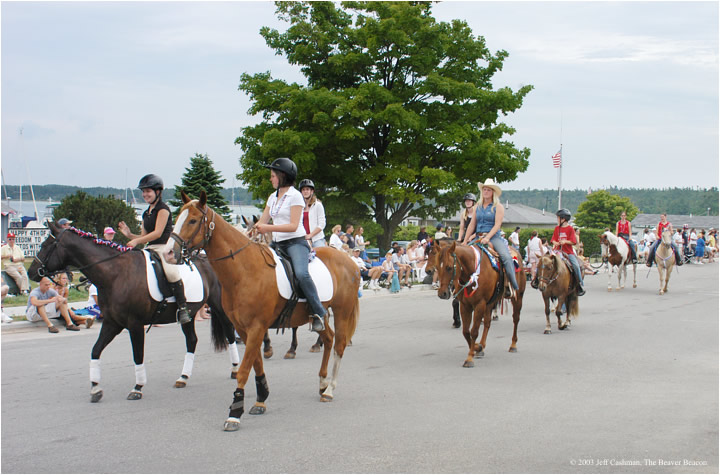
[574,190,639,229]
[236,1,532,249]
[52,191,140,244]
[170,153,231,221]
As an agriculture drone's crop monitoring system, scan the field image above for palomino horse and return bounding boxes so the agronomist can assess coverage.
[654,230,676,295]
[434,241,525,367]
[599,231,637,291]
[167,191,359,431]
[536,253,579,334]
[27,223,239,403]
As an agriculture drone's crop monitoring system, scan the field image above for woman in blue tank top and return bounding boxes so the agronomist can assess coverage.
[462,178,519,296]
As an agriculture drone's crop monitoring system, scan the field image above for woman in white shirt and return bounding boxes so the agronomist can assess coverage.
[255,158,326,333]
[298,179,326,248]
[329,224,344,249]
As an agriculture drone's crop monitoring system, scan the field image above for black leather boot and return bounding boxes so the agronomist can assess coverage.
[530,275,539,289]
[310,314,325,333]
[170,280,192,325]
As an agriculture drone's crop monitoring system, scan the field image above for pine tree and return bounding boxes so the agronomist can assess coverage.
[169,153,231,221]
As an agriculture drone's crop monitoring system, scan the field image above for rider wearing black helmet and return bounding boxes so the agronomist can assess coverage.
[255,158,327,333]
[549,208,585,296]
[458,192,477,243]
[118,174,191,324]
[298,178,327,248]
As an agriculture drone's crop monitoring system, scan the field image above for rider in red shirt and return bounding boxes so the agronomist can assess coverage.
[615,211,637,263]
[550,209,585,296]
[646,213,683,267]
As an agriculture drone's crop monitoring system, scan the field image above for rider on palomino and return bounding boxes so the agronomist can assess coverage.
[461,178,519,299]
[255,157,326,333]
[118,174,191,325]
[646,213,683,267]
[616,211,638,264]
[550,209,586,297]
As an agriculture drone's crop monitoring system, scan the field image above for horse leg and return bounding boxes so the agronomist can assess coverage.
[175,320,199,388]
[557,296,568,330]
[249,351,269,415]
[89,318,124,403]
[318,319,336,401]
[475,302,493,360]
[543,296,552,334]
[632,262,637,288]
[452,298,461,328]
[126,324,146,400]
[309,334,324,352]
[263,330,273,359]
[607,266,613,291]
[284,327,298,359]
[225,326,265,431]
[321,305,357,402]
[618,265,624,290]
[508,295,521,353]
[460,303,477,367]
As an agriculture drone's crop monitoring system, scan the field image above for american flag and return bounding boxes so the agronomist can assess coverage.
[552,149,562,168]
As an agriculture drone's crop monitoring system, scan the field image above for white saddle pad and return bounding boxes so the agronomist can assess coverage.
[271,249,333,302]
[143,250,205,303]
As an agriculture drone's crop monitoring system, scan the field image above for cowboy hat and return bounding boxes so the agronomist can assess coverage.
[477,178,502,198]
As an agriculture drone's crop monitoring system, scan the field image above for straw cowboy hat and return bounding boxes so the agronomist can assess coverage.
[477,178,502,198]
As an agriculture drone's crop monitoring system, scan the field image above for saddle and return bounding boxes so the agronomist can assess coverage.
[147,250,173,300]
[143,250,204,303]
[269,243,305,330]
[556,252,581,290]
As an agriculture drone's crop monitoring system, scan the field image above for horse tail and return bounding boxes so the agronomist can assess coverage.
[210,306,231,352]
[567,292,580,319]
[347,296,360,342]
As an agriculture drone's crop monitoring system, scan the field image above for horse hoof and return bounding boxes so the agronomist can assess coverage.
[90,389,103,403]
[492,316,498,321]
[319,386,329,396]
[230,371,237,379]
[174,379,187,388]
[559,325,568,331]
[452,322,460,328]
[309,344,322,353]
[633,284,637,288]
[249,404,266,415]
[263,348,273,359]
[284,351,296,360]
[607,288,612,292]
[474,350,484,358]
[508,347,517,353]
[320,394,333,403]
[544,330,552,334]
[463,360,475,368]
[127,391,142,400]
[223,419,241,431]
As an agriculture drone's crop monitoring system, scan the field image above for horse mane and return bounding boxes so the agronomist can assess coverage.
[66,227,133,253]
[603,231,619,245]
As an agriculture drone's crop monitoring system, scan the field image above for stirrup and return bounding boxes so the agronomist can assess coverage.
[310,314,325,333]
[177,307,191,325]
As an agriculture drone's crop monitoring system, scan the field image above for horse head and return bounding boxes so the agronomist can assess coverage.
[536,254,558,292]
[166,190,214,264]
[28,222,69,281]
[661,230,673,246]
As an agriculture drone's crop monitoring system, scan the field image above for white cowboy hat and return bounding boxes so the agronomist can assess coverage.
[477,178,502,198]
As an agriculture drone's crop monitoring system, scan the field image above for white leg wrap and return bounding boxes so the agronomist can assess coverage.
[228,342,240,365]
[90,359,101,384]
[182,353,195,377]
[135,364,147,387]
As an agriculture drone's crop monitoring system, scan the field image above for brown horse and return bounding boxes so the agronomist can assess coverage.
[599,231,637,291]
[535,253,579,334]
[434,241,525,367]
[655,230,676,295]
[167,191,359,431]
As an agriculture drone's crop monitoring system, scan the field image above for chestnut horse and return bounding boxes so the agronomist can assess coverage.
[27,223,239,403]
[599,231,637,291]
[434,241,525,367]
[167,191,359,431]
[535,253,579,334]
[654,230,676,295]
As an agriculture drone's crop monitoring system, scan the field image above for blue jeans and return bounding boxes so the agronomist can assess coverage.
[488,233,519,290]
[278,239,326,317]
[566,253,584,286]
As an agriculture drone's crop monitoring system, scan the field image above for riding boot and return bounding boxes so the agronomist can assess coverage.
[310,313,325,333]
[576,282,586,297]
[170,280,192,325]
[530,275,539,289]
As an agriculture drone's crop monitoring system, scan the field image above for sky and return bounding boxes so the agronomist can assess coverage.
[1,1,718,194]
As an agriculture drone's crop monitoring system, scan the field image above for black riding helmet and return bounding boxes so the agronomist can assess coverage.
[463,193,477,203]
[298,178,315,190]
[265,157,297,182]
[556,208,572,222]
[137,174,164,191]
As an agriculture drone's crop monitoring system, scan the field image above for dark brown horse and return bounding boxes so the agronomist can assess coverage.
[535,253,579,334]
[434,241,525,367]
[27,223,239,402]
[167,191,359,431]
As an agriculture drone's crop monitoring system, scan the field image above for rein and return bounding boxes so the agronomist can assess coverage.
[171,205,251,262]
[34,228,128,278]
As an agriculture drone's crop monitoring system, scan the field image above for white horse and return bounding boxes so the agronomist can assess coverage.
[599,231,637,291]
[655,230,676,295]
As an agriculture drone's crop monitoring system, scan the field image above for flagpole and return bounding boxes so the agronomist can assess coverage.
[557,144,562,209]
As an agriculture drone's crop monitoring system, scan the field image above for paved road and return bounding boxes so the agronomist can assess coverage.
[2,263,718,473]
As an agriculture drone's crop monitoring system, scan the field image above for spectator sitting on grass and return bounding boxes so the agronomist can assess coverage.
[26,277,80,333]
[53,273,94,328]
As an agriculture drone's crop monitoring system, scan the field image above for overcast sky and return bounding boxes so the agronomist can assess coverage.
[2,1,718,194]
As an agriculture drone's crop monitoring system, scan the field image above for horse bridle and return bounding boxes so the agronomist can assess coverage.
[536,256,560,287]
[33,228,127,277]
[170,204,251,262]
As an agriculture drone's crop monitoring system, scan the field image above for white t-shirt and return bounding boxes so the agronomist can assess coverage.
[350,256,366,269]
[355,234,366,249]
[329,233,344,249]
[87,284,98,306]
[266,187,306,242]
[528,236,543,259]
[509,231,520,248]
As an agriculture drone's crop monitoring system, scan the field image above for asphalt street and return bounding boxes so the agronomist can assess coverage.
[1,263,718,473]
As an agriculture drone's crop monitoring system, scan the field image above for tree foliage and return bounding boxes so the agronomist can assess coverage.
[574,190,639,229]
[169,153,231,220]
[236,1,532,249]
[52,191,140,244]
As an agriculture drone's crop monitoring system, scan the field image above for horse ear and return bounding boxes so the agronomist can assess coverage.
[181,190,191,204]
[449,241,456,253]
[198,190,207,208]
[242,216,250,227]
[253,215,259,224]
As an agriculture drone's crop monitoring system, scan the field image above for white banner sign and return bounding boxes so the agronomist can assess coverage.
[11,227,50,257]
